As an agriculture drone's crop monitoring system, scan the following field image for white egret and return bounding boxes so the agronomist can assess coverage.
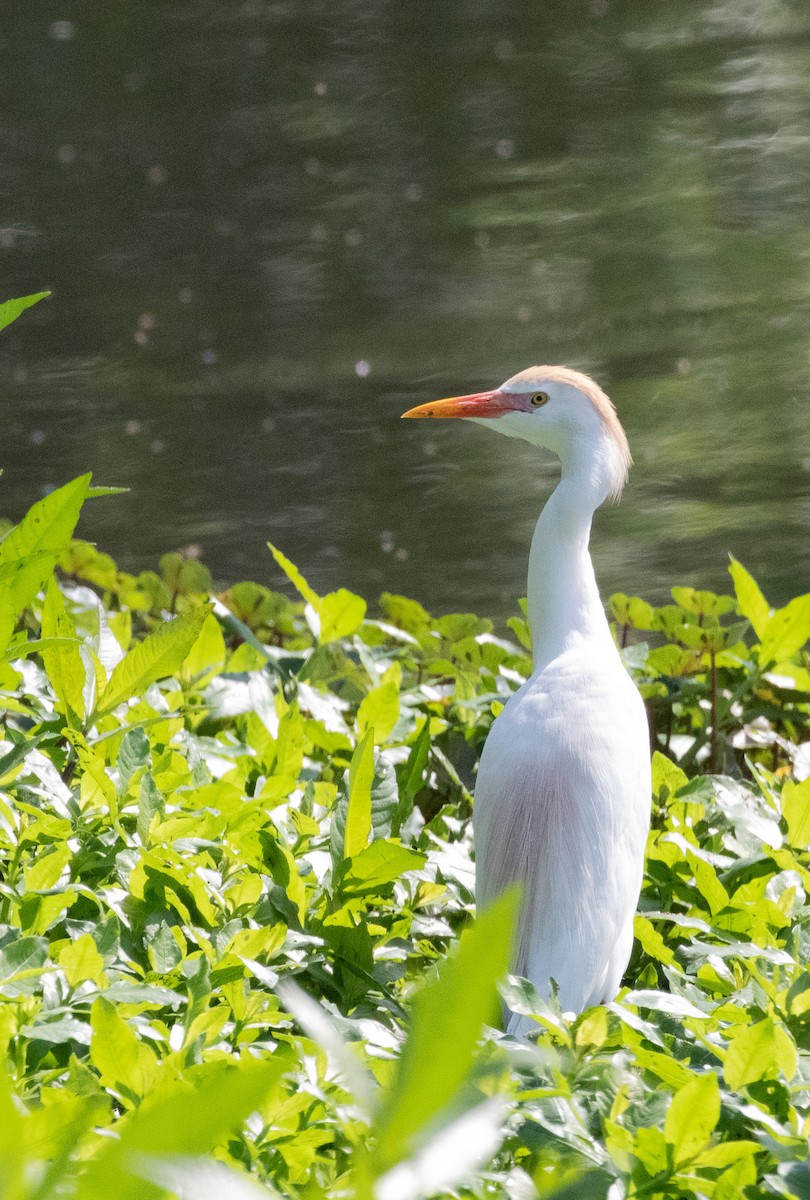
[403,366,651,1035]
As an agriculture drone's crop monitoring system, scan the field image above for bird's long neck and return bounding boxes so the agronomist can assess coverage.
[527,469,614,672]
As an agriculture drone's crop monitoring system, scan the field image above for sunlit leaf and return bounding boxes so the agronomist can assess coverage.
[373,887,519,1172]
[344,730,374,859]
[663,1072,720,1161]
[760,593,810,666]
[95,604,211,716]
[729,557,771,639]
[0,290,50,333]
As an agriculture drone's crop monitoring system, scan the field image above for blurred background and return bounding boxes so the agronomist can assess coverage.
[2,0,809,619]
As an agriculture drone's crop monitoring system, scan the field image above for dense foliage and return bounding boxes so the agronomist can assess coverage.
[2,294,810,1200]
[0,471,809,1200]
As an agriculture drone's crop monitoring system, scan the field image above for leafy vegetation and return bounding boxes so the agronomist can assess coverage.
[2,296,810,1198]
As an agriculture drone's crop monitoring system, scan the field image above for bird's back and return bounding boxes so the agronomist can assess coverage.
[474,642,650,1033]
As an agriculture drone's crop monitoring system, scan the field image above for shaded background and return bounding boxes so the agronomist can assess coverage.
[2,0,809,618]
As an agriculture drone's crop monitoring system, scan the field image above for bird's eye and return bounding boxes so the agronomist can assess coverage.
[530,391,549,407]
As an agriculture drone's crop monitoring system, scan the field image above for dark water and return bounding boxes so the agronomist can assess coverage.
[2,1,810,618]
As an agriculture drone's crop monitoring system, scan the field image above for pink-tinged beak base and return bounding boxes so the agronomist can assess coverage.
[401,390,513,419]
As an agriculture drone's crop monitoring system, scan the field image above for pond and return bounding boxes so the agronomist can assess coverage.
[2,0,810,620]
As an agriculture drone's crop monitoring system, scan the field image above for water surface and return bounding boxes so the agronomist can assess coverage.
[2,1,810,618]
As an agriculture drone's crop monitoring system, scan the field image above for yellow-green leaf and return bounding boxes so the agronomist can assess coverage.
[0,474,92,613]
[373,887,519,1172]
[664,1072,720,1162]
[89,998,158,1098]
[344,731,374,859]
[760,594,810,666]
[319,588,367,643]
[728,557,770,639]
[724,1018,797,1089]
[0,290,50,333]
[94,604,211,717]
[267,541,320,608]
[59,934,107,988]
[357,664,401,743]
[41,577,86,725]
[782,778,810,849]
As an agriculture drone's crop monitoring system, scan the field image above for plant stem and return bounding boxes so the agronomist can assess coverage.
[710,651,719,772]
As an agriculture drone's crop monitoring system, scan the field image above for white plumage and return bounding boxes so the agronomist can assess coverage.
[403,366,651,1035]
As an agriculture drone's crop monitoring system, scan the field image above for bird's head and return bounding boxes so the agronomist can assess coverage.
[402,365,631,502]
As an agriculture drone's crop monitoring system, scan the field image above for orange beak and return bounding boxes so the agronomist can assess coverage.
[401,389,514,419]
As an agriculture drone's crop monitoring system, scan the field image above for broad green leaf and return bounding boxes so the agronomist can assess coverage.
[357,663,401,742]
[95,604,211,716]
[77,1058,286,1200]
[319,588,367,642]
[0,290,49,333]
[0,1066,25,1200]
[344,730,374,859]
[759,593,810,666]
[89,997,158,1099]
[0,474,91,613]
[373,887,519,1172]
[729,557,770,639]
[59,933,107,988]
[671,587,735,618]
[686,852,730,916]
[342,840,426,894]
[663,1072,720,1161]
[116,726,150,797]
[0,937,48,983]
[651,751,688,803]
[41,577,86,725]
[782,778,810,849]
[634,915,676,967]
[138,771,164,846]
[182,611,226,683]
[724,1017,797,1089]
[159,551,212,596]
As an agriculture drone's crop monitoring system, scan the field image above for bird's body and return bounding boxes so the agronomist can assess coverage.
[403,366,651,1035]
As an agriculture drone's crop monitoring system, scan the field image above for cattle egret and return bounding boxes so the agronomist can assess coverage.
[403,366,651,1035]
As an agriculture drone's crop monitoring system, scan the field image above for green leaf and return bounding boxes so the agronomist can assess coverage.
[267,541,320,608]
[0,593,14,660]
[319,588,367,643]
[182,611,226,682]
[116,726,150,798]
[781,778,810,849]
[344,731,374,859]
[651,751,688,803]
[0,474,92,613]
[89,997,158,1099]
[342,840,426,894]
[759,593,810,666]
[373,887,519,1173]
[77,1058,286,1200]
[0,290,49,333]
[59,933,107,989]
[94,604,211,717]
[357,665,401,743]
[671,587,735,618]
[138,771,164,846]
[41,577,86,725]
[399,720,430,817]
[634,915,676,967]
[729,557,770,639]
[724,1017,797,1089]
[663,1072,720,1162]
